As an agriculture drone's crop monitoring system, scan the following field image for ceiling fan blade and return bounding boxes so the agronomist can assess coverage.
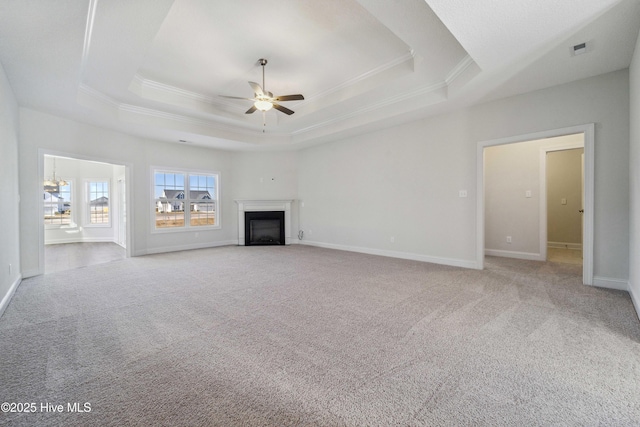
[274,94,304,101]
[245,105,257,114]
[272,103,294,115]
[248,81,264,97]
[219,95,253,100]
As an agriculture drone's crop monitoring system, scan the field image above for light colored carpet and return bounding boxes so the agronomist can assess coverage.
[1,245,639,426]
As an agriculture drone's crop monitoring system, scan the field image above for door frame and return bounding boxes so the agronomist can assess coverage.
[540,142,585,262]
[476,124,594,285]
[38,148,134,275]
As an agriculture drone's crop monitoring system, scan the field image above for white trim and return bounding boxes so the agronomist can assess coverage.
[80,0,99,81]
[547,241,583,250]
[151,167,221,234]
[291,82,446,136]
[630,286,640,321]
[84,178,112,228]
[38,149,134,276]
[234,199,294,245]
[484,249,544,261]
[298,51,415,106]
[592,276,629,291]
[130,74,218,105]
[445,55,475,86]
[43,176,74,229]
[134,240,237,257]
[0,275,22,319]
[477,124,594,285]
[539,141,585,264]
[301,240,478,269]
[22,269,40,279]
[45,237,116,245]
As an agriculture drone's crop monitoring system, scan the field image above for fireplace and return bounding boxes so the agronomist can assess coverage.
[234,199,293,245]
[245,211,285,246]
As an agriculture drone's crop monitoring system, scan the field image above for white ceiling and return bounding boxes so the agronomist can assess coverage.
[0,0,639,150]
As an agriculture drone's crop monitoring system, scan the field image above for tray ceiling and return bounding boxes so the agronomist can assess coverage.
[0,0,638,150]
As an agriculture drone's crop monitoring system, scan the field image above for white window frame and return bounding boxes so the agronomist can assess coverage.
[44,180,74,229]
[85,179,111,227]
[151,167,221,233]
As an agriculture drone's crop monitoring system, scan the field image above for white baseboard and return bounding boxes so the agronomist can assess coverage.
[592,276,629,291]
[0,275,22,319]
[45,237,115,245]
[485,249,545,261]
[134,239,237,256]
[629,284,640,321]
[22,269,41,279]
[548,241,583,250]
[300,240,478,270]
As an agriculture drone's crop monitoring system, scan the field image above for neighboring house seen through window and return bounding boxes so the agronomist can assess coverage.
[154,170,218,230]
[88,181,110,225]
[44,182,72,226]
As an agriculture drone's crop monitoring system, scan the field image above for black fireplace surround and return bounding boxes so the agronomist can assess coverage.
[244,211,285,246]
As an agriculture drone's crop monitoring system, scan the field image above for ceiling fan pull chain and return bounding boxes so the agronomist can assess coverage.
[261,59,267,92]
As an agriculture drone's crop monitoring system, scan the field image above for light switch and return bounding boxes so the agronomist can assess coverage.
[459,190,467,198]
[525,190,532,198]
[561,198,567,205]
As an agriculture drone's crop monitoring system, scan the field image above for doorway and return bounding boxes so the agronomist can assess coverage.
[546,148,584,265]
[476,124,594,285]
[39,150,132,275]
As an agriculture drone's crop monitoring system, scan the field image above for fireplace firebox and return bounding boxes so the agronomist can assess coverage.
[244,211,285,246]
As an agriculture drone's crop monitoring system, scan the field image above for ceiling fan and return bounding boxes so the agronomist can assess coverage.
[220,59,304,119]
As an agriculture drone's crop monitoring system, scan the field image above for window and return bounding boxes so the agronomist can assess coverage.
[189,174,216,226]
[44,182,72,226]
[87,181,110,225]
[154,170,219,230]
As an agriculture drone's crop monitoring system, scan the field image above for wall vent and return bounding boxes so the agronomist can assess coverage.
[572,42,587,56]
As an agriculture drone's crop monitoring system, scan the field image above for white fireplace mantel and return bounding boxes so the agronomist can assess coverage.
[234,199,294,245]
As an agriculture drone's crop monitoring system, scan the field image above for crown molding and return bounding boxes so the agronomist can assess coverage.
[298,50,415,106]
[292,81,447,136]
[78,83,290,144]
[445,55,475,86]
[80,0,99,82]
[77,54,476,147]
[78,83,119,108]
[130,74,220,105]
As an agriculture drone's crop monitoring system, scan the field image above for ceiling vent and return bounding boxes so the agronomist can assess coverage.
[572,42,588,56]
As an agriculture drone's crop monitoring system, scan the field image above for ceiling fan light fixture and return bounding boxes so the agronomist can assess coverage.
[254,99,273,111]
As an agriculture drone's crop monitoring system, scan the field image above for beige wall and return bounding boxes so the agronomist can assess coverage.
[484,139,545,256]
[483,135,583,258]
[13,69,632,287]
[298,69,629,281]
[547,148,584,246]
[18,108,302,276]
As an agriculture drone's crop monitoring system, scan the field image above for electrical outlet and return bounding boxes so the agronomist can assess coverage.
[390,236,395,243]
[459,190,467,198]
[525,190,532,198]
[506,236,512,243]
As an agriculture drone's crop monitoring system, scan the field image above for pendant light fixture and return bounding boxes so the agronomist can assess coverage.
[44,157,68,188]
